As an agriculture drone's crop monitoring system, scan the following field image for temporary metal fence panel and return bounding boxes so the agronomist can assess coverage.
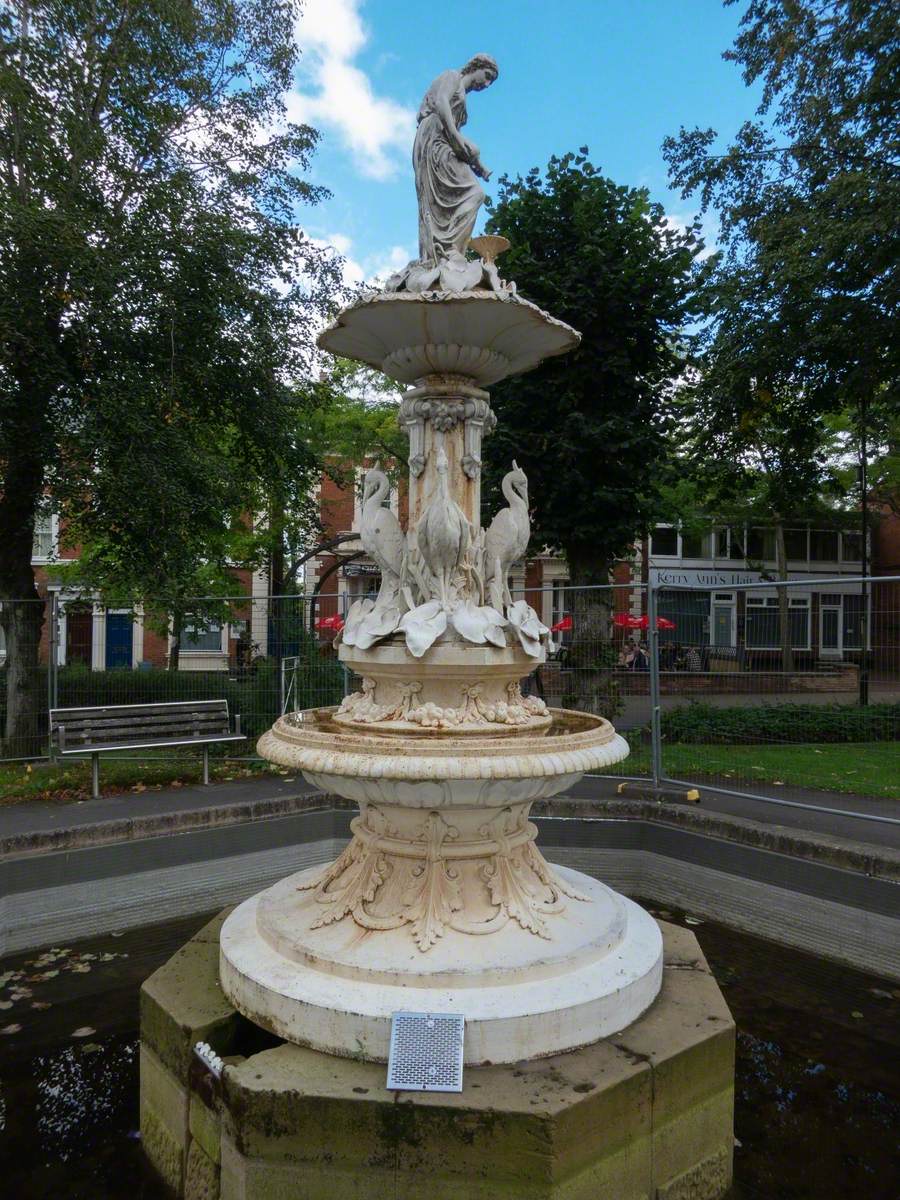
[0,593,348,765]
[1,580,898,812]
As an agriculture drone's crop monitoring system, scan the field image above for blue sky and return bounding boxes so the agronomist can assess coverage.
[288,0,763,283]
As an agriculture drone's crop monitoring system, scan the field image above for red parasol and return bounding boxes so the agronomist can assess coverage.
[315,614,345,631]
[550,614,573,633]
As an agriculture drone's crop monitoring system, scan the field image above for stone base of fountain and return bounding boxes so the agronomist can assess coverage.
[140,911,734,1200]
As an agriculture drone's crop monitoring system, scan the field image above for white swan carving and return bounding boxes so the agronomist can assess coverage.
[485,461,529,610]
[416,446,470,609]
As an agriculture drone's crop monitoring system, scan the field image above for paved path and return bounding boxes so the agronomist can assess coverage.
[574,773,900,849]
[1,769,897,851]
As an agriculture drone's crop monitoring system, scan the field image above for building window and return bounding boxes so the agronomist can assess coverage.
[714,526,748,560]
[745,595,810,649]
[649,526,678,557]
[784,528,809,560]
[551,579,569,629]
[842,593,865,648]
[746,528,776,561]
[680,529,709,558]
[182,622,223,652]
[841,531,862,562]
[809,530,839,562]
[32,512,55,560]
[658,590,709,646]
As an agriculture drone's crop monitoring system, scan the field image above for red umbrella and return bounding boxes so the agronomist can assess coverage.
[614,613,675,631]
[315,614,344,631]
[613,612,643,629]
[550,614,573,633]
[634,615,676,631]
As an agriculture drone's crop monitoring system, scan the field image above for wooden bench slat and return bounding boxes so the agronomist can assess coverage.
[50,701,228,723]
[52,713,227,732]
[57,733,246,755]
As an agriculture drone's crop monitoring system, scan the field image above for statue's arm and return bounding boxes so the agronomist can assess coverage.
[433,80,470,161]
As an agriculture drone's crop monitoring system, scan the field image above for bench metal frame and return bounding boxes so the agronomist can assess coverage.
[50,699,245,798]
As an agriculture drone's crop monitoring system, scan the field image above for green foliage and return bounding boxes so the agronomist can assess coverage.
[0,650,344,744]
[659,701,900,745]
[663,0,898,414]
[483,150,704,580]
[0,0,342,737]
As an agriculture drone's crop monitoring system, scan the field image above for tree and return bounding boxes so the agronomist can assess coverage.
[0,1,340,749]
[482,151,703,709]
[663,0,899,531]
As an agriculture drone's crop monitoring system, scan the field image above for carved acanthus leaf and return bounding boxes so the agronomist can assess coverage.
[402,812,463,951]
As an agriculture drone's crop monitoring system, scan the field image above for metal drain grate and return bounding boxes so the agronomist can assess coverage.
[386,1012,465,1092]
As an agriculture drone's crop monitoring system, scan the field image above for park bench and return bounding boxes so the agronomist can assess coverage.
[49,699,245,799]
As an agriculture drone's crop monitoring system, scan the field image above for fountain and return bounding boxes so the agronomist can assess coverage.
[140,53,734,1200]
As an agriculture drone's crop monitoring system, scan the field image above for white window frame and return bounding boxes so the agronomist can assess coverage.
[818,596,843,657]
[31,512,59,563]
[744,593,811,651]
[180,620,228,655]
[648,524,679,559]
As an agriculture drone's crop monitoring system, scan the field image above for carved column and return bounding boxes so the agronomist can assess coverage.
[399,374,496,527]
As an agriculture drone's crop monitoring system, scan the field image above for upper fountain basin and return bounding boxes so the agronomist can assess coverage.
[317,289,581,386]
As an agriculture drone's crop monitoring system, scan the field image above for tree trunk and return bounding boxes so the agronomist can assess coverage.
[0,442,47,757]
[774,520,794,673]
[169,608,182,672]
[564,553,620,719]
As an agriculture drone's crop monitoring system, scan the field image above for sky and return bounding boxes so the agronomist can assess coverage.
[287,0,765,285]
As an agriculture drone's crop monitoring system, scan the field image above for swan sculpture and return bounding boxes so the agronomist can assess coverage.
[359,464,405,586]
[416,446,470,609]
[345,465,406,649]
[485,461,530,610]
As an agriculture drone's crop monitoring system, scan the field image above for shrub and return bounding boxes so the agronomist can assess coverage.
[659,701,900,745]
[0,644,344,750]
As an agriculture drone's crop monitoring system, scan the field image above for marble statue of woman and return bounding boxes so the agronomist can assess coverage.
[386,54,505,294]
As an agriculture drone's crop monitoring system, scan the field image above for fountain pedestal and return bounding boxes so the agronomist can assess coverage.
[141,283,733,1199]
[141,911,735,1200]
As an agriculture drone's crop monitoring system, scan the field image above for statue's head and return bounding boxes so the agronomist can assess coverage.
[460,53,498,92]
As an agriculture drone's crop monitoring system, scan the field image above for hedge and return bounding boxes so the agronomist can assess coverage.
[658,701,900,745]
[0,652,344,747]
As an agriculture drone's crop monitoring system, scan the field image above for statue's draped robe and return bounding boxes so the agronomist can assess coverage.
[413,70,484,265]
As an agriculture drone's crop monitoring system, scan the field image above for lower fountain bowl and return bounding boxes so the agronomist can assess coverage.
[219,865,662,1064]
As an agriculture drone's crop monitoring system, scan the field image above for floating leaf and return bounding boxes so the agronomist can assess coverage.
[71,1026,96,1038]
[0,1025,22,1035]
[850,1011,864,1020]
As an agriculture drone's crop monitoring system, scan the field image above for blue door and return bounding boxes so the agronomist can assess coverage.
[105,612,133,669]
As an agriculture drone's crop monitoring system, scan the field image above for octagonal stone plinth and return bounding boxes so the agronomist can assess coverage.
[140,911,734,1200]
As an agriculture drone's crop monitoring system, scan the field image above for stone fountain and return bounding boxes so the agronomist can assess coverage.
[140,53,734,1200]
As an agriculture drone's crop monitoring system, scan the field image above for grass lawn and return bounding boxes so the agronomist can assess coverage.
[623,741,900,799]
[0,753,274,805]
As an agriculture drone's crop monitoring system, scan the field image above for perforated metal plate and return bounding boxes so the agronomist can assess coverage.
[386,1012,465,1092]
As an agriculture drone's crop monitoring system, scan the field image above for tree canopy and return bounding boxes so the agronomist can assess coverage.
[663,0,899,414]
[0,0,341,746]
[483,150,704,584]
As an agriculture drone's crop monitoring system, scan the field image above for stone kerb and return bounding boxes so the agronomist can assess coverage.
[140,914,734,1200]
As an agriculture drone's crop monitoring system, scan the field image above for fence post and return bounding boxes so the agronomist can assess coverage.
[47,592,59,761]
[647,580,662,794]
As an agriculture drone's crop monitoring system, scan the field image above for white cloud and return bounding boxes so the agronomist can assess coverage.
[312,232,412,291]
[290,0,415,181]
